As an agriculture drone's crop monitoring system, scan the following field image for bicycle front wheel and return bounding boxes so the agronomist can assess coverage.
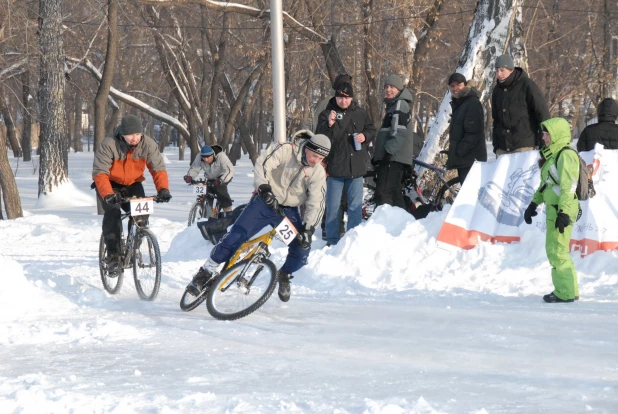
[133,229,162,301]
[436,178,461,207]
[99,233,124,294]
[187,202,204,227]
[207,258,278,321]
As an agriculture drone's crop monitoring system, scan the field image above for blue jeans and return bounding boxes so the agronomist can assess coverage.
[325,177,364,245]
[210,195,309,274]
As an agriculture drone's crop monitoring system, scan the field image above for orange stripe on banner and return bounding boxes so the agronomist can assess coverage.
[437,222,520,250]
[569,239,618,257]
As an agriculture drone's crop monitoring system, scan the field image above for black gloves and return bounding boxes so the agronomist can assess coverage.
[104,193,120,206]
[523,202,538,225]
[298,224,314,249]
[157,188,172,202]
[258,184,278,209]
[183,175,194,184]
[555,211,571,234]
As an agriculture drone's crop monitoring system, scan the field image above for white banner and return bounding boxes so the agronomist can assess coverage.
[437,144,618,256]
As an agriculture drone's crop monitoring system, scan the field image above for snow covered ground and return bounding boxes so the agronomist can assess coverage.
[1,145,617,413]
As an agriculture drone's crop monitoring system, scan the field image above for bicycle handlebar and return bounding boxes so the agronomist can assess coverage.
[118,195,163,204]
[412,158,446,175]
[189,179,216,186]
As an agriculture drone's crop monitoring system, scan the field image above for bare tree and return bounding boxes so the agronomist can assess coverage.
[38,0,69,196]
[0,85,23,157]
[21,69,33,161]
[94,0,118,151]
[0,103,23,218]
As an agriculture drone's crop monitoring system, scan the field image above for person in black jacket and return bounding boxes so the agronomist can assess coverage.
[446,73,487,183]
[316,81,376,246]
[576,98,618,151]
[491,54,550,157]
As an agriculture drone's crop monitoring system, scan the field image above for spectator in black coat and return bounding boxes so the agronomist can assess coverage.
[491,54,550,157]
[316,82,376,246]
[576,98,618,151]
[446,73,487,184]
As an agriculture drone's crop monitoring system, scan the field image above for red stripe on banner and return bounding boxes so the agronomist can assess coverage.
[437,222,521,249]
[570,239,618,257]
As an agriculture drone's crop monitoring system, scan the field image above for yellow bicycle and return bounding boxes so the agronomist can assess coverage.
[179,207,299,320]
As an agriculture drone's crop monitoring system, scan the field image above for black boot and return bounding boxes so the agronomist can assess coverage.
[277,270,293,302]
[543,292,574,303]
[187,267,213,296]
[104,250,121,275]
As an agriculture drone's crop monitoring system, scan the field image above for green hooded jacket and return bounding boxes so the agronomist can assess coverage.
[531,117,580,220]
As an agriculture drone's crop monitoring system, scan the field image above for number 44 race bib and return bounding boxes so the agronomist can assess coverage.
[274,218,299,245]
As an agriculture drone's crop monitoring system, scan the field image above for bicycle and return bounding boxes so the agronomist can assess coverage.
[187,179,219,227]
[180,205,299,321]
[99,196,163,301]
[362,155,460,220]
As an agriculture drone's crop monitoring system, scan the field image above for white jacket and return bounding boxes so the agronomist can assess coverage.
[254,139,326,229]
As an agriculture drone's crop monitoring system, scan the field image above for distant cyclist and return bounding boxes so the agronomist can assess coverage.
[186,132,331,302]
[92,114,172,272]
[183,145,234,213]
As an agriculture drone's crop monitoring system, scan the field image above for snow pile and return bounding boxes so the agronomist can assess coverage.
[164,224,211,262]
[34,179,96,209]
[0,256,39,322]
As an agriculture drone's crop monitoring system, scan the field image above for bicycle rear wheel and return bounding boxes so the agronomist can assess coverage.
[99,233,123,294]
[436,178,461,206]
[133,229,162,301]
[206,258,277,321]
[187,201,204,227]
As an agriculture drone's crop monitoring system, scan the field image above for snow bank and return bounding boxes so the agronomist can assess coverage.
[163,204,618,301]
[0,256,39,322]
[34,179,96,209]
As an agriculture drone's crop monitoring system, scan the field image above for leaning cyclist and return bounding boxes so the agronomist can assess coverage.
[92,114,172,272]
[187,131,330,302]
[183,144,234,213]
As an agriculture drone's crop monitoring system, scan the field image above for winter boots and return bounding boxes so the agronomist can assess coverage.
[277,270,293,302]
[543,292,575,303]
[104,251,121,275]
[187,267,213,296]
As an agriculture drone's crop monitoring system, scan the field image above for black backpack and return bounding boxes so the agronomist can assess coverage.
[555,147,596,201]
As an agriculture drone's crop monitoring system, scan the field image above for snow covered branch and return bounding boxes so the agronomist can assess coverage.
[67,57,190,137]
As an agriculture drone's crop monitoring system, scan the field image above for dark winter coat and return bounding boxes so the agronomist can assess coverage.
[576,98,618,151]
[316,99,376,178]
[491,68,550,153]
[447,87,487,169]
[373,88,416,166]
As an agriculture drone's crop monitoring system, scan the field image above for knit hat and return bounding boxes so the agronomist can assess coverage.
[495,54,515,70]
[117,114,143,135]
[333,73,352,90]
[200,145,214,157]
[448,73,467,85]
[335,82,354,98]
[384,74,404,91]
[304,134,331,157]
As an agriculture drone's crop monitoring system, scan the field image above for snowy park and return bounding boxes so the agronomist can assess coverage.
[1,147,617,413]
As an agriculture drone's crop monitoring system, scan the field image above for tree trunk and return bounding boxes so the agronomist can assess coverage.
[73,85,83,151]
[362,0,380,124]
[21,69,33,161]
[417,0,519,176]
[159,123,170,152]
[207,13,230,145]
[93,0,118,152]
[0,100,23,219]
[0,85,22,158]
[38,0,69,196]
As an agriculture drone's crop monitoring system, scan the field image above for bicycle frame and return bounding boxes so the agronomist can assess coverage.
[225,229,277,270]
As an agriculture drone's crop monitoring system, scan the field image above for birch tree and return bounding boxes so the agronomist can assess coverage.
[38,0,69,196]
[417,0,519,174]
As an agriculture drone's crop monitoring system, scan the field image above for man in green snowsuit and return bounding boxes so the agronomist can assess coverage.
[523,117,580,303]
